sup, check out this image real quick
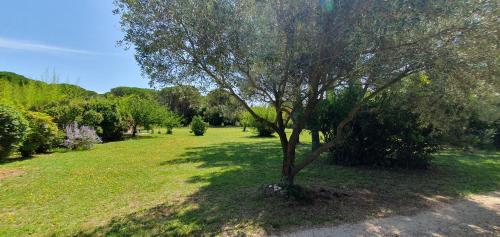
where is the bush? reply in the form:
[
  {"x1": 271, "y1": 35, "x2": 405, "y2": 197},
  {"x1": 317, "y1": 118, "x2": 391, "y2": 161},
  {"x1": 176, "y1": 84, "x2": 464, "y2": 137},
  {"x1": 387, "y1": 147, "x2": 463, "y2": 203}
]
[
  {"x1": 242, "y1": 107, "x2": 276, "y2": 137},
  {"x1": 19, "y1": 112, "x2": 59, "y2": 157},
  {"x1": 64, "y1": 122, "x2": 102, "y2": 150},
  {"x1": 190, "y1": 116, "x2": 208, "y2": 136},
  {"x1": 45, "y1": 99, "x2": 125, "y2": 142},
  {"x1": 0, "y1": 104, "x2": 29, "y2": 159},
  {"x1": 331, "y1": 108, "x2": 438, "y2": 169},
  {"x1": 315, "y1": 83, "x2": 438, "y2": 169},
  {"x1": 88, "y1": 99, "x2": 125, "y2": 141}
]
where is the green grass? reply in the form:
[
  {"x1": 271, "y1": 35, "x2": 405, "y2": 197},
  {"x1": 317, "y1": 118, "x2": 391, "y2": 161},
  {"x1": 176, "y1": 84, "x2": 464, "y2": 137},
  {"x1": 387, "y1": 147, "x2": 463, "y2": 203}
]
[{"x1": 0, "y1": 128, "x2": 498, "y2": 236}]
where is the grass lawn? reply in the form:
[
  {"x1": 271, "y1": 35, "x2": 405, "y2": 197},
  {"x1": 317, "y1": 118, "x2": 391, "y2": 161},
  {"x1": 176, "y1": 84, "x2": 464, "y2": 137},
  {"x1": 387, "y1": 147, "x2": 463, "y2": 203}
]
[{"x1": 0, "y1": 127, "x2": 499, "y2": 236}]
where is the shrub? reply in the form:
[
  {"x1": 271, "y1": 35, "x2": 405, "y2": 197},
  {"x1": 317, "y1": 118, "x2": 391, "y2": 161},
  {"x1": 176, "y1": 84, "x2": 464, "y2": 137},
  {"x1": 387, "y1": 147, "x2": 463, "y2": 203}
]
[
  {"x1": 330, "y1": 108, "x2": 439, "y2": 169},
  {"x1": 190, "y1": 116, "x2": 208, "y2": 136},
  {"x1": 64, "y1": 122, "x2": 102, "y2": 150},
  {"x1": 19, "y1": 112, "x2": 59, "y2": 157},
  {"x1": 313, "y1": 83, "x2": 438, "y2": 169},
  {"x1": 88, "y1": 99, "x2": 125, "y2": 141},
  {"x1": 0, "y1": 104, "x2": 29, "y2": 159},
  {"x1": 248, "y1": 107, "x2": 276, "y2": 137}
]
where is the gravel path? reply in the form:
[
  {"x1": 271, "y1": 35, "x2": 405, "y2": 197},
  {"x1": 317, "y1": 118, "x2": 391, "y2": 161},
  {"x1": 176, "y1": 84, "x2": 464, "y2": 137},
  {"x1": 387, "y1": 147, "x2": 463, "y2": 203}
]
[{"x1": 278, "y1": 192, "x2": 500, "y2": 237}]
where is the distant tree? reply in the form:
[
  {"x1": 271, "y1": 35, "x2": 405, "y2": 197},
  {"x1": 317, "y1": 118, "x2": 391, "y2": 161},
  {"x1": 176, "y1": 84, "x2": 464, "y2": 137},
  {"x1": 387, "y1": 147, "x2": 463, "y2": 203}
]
[
  {"x1": 203, "y1": 88, "x2": 242, "y2": 126},
  {"x1": 158, "y1": 85, "x2": 202, "y2": 125},
  {"x1": 156, "y1": 108, "x2": 182, "y2": 134},
  {"x1": 107, "y1": 86, "x2": 157, "y2": 99},
  {"x1": 238, "y1": 110, "x2": 253, "y2": 132},
  {"x1": 241, "y1": 107, "x2": 276, "y2": 137},
  {"x1": 116, "y1": 0, "x2": 497, "y2": 185},
  {"x1": 0, "y1": 72, "x2": 96, "y2": 110},
  {"x1": 119, "y1": 95, "x2": 175, "y2": 136}
]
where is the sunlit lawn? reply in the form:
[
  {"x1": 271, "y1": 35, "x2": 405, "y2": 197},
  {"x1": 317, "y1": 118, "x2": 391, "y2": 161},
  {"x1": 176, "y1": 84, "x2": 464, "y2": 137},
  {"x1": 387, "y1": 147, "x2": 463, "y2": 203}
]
[{"x1": 0, "y1": 127, "x2": 498, "y2": 236}]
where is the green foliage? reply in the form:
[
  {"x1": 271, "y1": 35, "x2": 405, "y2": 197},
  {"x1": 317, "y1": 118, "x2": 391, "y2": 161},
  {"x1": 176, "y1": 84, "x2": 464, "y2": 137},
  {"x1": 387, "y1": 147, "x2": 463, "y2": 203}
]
[
  {"x1": 331, "y1": 107, "x2": 439, "y2": 169},
  {"x1": 238, "y1": 110, "x2": 253, "y2": 132},
  {"x1": 0, "y1": 71, "x2": 96, "y2": 110},
  {"x1": 190, "y1": 116, "x2": 208, "y2": 136},
  {"x1": 19, "y1": 111, "x2": 60, "y2": 157},
  {"x1": 116, "y1": 0, "x2": 497, "y2": 181},
  {"x1": 315, "y1": 83, "x2": 439, "y2": 168},
  {"x1": 88, "y1": 99, "x2": 126, "y2": 141},
  {"x1": 120, "y1": 95, "x2": 175, "y2": 136},
  {"x1": 242, "y1": 107, "x2": 276, "y2": 137},
  {"x1": 106, "y1": 86, "x2": 157, "y2": 99},
  {"x1": 313, "y1": 82, "x2": 364, "y2": 142},
  {"x1": 45, "y1": 99, "x2": 125, "y2": 142},
  {"x1": 0, "y1": 104, "x2": 29, "y2": 159},
  {"x1": 158, "y1": 85, "x2": 202, "y2": 125},
  {"x1": 157, "y1": 109, "x2": 182, "y2": 134},
  {"x1": 202, "y1": 88, "x2": 242, "y2": 126}
]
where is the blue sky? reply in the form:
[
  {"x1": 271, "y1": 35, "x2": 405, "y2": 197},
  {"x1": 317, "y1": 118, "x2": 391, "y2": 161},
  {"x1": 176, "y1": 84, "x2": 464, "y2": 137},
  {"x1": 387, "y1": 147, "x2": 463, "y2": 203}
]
[{"x1": 0, "y1": 0, "x2": 149, "y2": 93}]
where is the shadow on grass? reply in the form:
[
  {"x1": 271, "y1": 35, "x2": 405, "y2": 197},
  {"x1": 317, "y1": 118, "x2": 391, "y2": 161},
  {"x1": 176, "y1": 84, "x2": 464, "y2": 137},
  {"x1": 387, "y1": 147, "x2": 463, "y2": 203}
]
[
  {"x1": 0, "y1": 156, "x2": 32, "y2": 165},
  {"x1": 78, "y1": 143, "x2": 499, "y2": 236}
]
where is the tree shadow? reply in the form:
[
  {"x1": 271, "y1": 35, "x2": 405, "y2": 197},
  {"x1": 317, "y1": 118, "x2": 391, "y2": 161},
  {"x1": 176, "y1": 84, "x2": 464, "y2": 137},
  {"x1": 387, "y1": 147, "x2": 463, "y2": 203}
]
[
  {"x1": 0, "y1": 156, "x2": 32, "y2": 165},
  {"x1": 78, "y1": 142, "x2": 499, "y2": 236}
]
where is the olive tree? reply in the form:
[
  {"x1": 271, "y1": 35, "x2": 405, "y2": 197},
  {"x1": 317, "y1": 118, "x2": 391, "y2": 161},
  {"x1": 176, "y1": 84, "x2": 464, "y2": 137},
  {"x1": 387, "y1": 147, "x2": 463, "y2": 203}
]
[{"x1": 115, "y1": 0, "x2": 497, "y2": 185}]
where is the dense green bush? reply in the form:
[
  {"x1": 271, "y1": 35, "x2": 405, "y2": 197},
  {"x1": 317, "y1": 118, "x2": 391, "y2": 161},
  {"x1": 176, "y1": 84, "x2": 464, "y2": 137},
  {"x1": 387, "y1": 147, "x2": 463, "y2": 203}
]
[
  {"x1": 88, "y1": 99, "x2": 125, "y2": 141},
  {"x1": 45, "y1": 99, "x2": 125, "y2": 141},
  {"x1": 202, "y1": 88, "x2": 242, "y2": 126},
  {"x1": 19, "y1": 112, "x2": 60, "y2": 157},
  {"x1": 314, "y1": 83, "x2": 439, "y2": 169},
  {"x1": 190, "y1": 116, "x2": 208, "y2": 136},
  {"x1": 0, "y1": 104, "x2": 29, "y2": 159},
  {"x1": 331, "y1": 107, "x2": 439, "y2": 169}
]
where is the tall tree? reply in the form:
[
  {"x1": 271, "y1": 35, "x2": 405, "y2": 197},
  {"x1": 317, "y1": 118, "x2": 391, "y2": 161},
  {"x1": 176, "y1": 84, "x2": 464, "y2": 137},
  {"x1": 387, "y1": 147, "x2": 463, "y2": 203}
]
[
  {"x1": 116, "y1": 0, "x2": 497, "y2": 185},
  {"x1": 158, "y1": 85, "x2": 202, "y2": 125},
  {"x1": 203, "y1": 88, "x2": 242, "y2": 126}
]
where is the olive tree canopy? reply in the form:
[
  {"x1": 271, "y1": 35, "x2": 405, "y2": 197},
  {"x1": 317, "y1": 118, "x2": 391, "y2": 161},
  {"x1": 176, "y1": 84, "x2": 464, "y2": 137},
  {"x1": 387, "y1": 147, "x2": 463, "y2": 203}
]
[{"x1": 115, "y1": 0, "x2": 498, "y2": 184}]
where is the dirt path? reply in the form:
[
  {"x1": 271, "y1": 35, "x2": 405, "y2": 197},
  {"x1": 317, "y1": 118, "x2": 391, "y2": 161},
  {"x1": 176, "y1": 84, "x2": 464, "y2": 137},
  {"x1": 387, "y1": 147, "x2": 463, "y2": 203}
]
[{"x1": 277, "y1": 192, "x2": 500, "y2": 237}]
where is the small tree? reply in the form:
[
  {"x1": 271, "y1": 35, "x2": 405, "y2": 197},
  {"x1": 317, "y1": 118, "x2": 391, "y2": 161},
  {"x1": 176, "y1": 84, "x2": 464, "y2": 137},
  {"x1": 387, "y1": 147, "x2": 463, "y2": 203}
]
[
  {"x1": 158, "y1": 85, "x2": 202, "y2": 125},
  {"x1": 239, "y1": 110, "x2": 253, "y2": 132},
  {"x1": 119, "y1": 95, "x2": 161, "y2": 136},
  {"x1": 157, "y1": 109, "x2": 182, "y2": 134},
  {"x1": 203, "y1": 88, "x2": 242, "y2": 126},
  {"x1": 190, "y1": 116, "x2": 208, "y2": 136}
]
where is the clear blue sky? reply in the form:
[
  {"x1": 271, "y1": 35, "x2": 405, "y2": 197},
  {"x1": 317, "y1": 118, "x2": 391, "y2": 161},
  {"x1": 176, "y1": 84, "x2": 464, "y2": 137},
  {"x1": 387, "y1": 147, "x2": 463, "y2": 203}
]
[{"x1": 0, "y1": 0, "x2": 149, "y2": 93}]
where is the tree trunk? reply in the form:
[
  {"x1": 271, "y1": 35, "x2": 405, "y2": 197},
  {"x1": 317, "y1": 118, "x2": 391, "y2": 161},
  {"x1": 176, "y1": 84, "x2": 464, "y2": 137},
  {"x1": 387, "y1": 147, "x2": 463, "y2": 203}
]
[
  {"x1": 132, "y1": 125, "x2": 138, "y2": 137},
  {"x1": 281, "y1": 152, "x2": 296, "y2": 186},
  {"x1": 311, "y1": 128, "x2": 320, "y2": 151},
  {"x1": 276, "y1": 128, "x2": 296, "y2": 186}
]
